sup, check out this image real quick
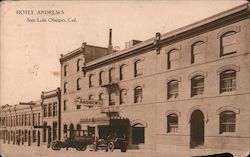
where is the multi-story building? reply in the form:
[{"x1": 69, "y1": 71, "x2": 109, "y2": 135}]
[
  {"x1": 41, "y1": 88, "x2": 61, "y2": 147},
  {"x1": 0, "y1": 88, "x2": 61, "y2": 148},
  {"x1": 0, "y1": 101, "x2": 42, "y2": 147},
  {"x1": 59, "y1": 3, "x2": 250, "y2": 155}
]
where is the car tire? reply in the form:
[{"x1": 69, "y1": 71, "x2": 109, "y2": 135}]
[
  {"x1": 108, "y1": 142, "x2": 114, "y2": 152},
  {"x1": 120, "y1": 145, "x2": 127, "y2": 152},
  {"x1": 52, "y1": 141, "x2": 61, "y2": 151}
]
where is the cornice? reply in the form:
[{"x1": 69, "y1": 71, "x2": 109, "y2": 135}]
[{"x1": 83, "y1": 3, "x2": 249, "y2": 72}]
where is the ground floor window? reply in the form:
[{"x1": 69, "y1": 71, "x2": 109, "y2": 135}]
[
  {"x1": 132, "y1": 124, "x2": 145, "y2": 144},
  {"x1": 220, "y1": 111, "x2": 236, "y2": 133}
]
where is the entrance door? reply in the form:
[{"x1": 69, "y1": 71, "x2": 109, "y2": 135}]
[
  {"x1": 190, "y1": 110, "x2": 204, "y2": 148},
  {"x1": 132, "y1": 124, "x2": 145, "y2": 144}
]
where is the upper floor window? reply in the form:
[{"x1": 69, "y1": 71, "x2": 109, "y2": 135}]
[
  {"x1": 167, "y1": 80, "x2": 178, "y2": 99},
  {"x1": 53, "y1": 102, "x2": 57, "y2": 116},
  {"x1": 191, "y1": 41, "x2": 205, "y2": 64},
  {"x1": 109, "y1": 68, "x2": 115, "y2": 83},
  {"x1": 99, "y1": 93, "x2": 105, "y2": 106},
  {"x1": 134, "y1": 60, "x2": 143, "y2": 77},
  {"x1": 119, "y1": 64, "x2": 126, "y2": 80},
  {"x1": 89, "y1": 74, "x2": 94, "y2": 88},
  {"x1": 220, "y1": 31, "x2": 237, "y2": 56},
  {"x1": 43, "y1": 104, "x2": 47, "y2": 117},
  {"x1": 48, "y1": 103, "x2": 52, "y2": 117},
  {"x1": 120, "y1": 89, "x2": 127, "y2": 105},
  {"x1": 220, "y1": 111, "x2": 236, "y2": 133},
  {"x1": 99, "y1": 71, "x2": 105, "y2": 86},
  {"x1": 76, "y1": 97, "x2": 81, "y2": 110},
  {"x1": 63, "y1": 100, "x2": 67, "y2": 111},
  {"x1": 64, "y1": 65, "x2": 67, "y2": 76},
  {"x1": 167, "y1": 114, "x2": 178, "y2": 133},
  {"x1": 134, "y1": 86, "x2": 142, "y2": 103},
  {"x1": 77, "y1": 59, "x2": 81, "y2": 72},
  {"x1": 89, "y1": 95, "x2": 94, "y2": 100},
  {"x1": 220, "y1": 70, "x2": 236, "y2": 93},
  {"x1": 167, "y1": 49, "x2": 179, "y2": 69},
  {"x1": 191, "y1": 75, "x2": 204, "y2": 97},
  {"x1": 109, "y1": 92, "x2": 116, "y2": 106},
  {"x1": 77, "y1": 78, "x2": 81, "y2": 90},
  {"x1": 64, "y1": 82, "x2": 67, "y2": 93}
]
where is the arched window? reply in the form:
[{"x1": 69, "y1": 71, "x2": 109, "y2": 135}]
[
  {"x1": 119, "y1": 64, "x2": 126, "y2": 80},
  {"x1": 77, "y1": 59, "x2": 81, "y2": 72},
  {"x1": 167, "y1": 49, "x2": 179, "y2": 69},
  {"x1": 220, "y1": 111, "x2": 236, "y2": 133},
  {"x1": 99, "y1": 71, "x2": 105, "y2": 85},
  {"x1": 89, "y1": 74, "x2": 94, "y2": 88},
  {"x1": 63, "y1": 100, "x2": 67, "y2": 111},
  {"x1": 220, "y1": 31, "x2": 237, "y2": 56},
  {"x1": 134, "y1": 86, "x2": 142, "y2": 103},
  {"x1": 64, "y1": 65, "x2": 67, "y2": 76},
  {"x1": 109, "y1": 68, "x2": 115, "y2": 83},
  {"x1": 109, "y1": 92, "x2": 116, "y2": 106},
  {"x1": 63, "y1": 124, "x2": 67, "y2": 134},
  {"x1": 191, "y1": 41, "x2": 205, "y2": 64},
  {"x1": 119, "y1": 89, "x2": 127, "y2": 105},
  {"x1": 99, "y1": 93, "x2": 105, "y2": 106},
  {"x1": 134, "y1": 60, "x2": 143, "y2": 77},
  {"x1": 167, "y1": 114, "x2": 178, "y2": 133},
  {"x1": 191, "y1": 75, "x2": 204, "y2": 97},
  {"x1": 132, "y1": 123, "x2": 145, "y2": 144},
  {"x1": 167, "y1": 80, "x2": 178, "y2": 99},
  {"x1": 220, "y1": 70, "x2": 236, "y2": 93},
  {"x1": 77, "y1": 78, "x2": 81, "y2": 90}
]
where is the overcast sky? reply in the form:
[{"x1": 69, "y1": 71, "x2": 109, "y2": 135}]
[{"x1": 0, "y1": 0, "x2": 247, "y2": 105}]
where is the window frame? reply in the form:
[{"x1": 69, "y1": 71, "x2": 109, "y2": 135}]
[
  {"x1": 220, "y1": 31, "x2": 237, "y2": 57},
  {"x1": 77, "y1": 78, "x2": 81, "y2": 90},
  {"x1": 89, "y1": 74, "x2": 94, "y2": 88},
  {"x1": 134, "y1": 60, "x2": 143, "y2": 77},
  {"x1": 191, "y1": 41, "x2": 205, "y2": 64},
  {"x1": 191, "y1": 75, "x2": 204, "y2": 97},
  {"x1": 77, "y1": 59, "x2": 81, "y2": 72},
  {"x1": 134, "y1": 86, "x2": 142, "y2": 103},
  {"x1": 167, "y1": 80, "x2": 178, "y2": 99},
  {"x1": 220, "y1": 70, "x2": 236, "y2": 94},
  {"x1": 167, "y1": 114, "x2": 178, "y2": 133},
  {"x1": 219, "y1": 111, "x2": 236, "y2": 134}
]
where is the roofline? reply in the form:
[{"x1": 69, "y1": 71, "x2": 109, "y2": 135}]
[{"x1": 83, "y1": 3, "x2": 250, "y2": 71}]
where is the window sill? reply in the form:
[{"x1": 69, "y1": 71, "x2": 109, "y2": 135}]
[
  {"x1": 191, "y1": 94, "x2": 204, "y2": 99},
  {"x1": 219, "y1": 132, "x2": 236, "y2": 137},
  {"x1": 220, "y1": 91, "x2": 236, "y2": 96}
]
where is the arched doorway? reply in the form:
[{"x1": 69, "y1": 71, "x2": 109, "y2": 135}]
[
  {"x1": 28, "y1": 131, "x2": 31, "y2": 146},
  {"x1": 132, "y1": 123, "x2": 145, "y2": 145},
  {"x1": 37, "y1": 131, "x2": 40, "y2": 146},
  {"x1": 190, "y1": 110, "x2": 204, "y2": 148},
  {"x1": 69, "y1": 124, "x2": 74, "y2": 139}
]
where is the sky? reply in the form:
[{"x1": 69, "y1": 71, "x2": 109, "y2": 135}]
[{"x1": 0, "y1": 0, "x2": 247, "y2": 105}]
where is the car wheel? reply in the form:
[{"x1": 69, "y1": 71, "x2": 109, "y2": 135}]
[
  {"x1": 79, "y1": 146, "x2": 87, "y2": 151},
  {"x1": 120, "y1": 145, "x2": 127, "y2": 152},
  {"x1": 108, "y1": 142, "x2": 114, "y2": 152},
  {"x1": 52, "y1": 142, "x2": 61, "y2": 151}
]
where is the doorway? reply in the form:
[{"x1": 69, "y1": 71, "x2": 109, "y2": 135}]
[{"x1": 190, "y1": 110, "x2": 204, "y2": 148}]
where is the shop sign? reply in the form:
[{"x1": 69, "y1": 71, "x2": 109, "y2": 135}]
[{"x1": 75, "y1": 98, "x2": 103, "y2": 107}]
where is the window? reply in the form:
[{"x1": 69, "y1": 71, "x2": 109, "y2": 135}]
[
  {"x1": 63, "y1": 82, "x2": 67, "y2": 94},
  {"x1": 167, "y1": 80, "x2": 178, "y2": 99},
  {"x1": 99, "y1": 93, "x2": 104, "y2": 106},
  {"x1": 191, "y1": 75, "x2": 204, "y2": 97},
  {"x1": 220, "y1": 31, "x2": 237, "y2": 56},
  {"x1": 109, "y1": 92, "x2": 116, "y2": 106},
  {"x1": 191, "y1": 41, "x2": 205, "y2": 64},
  {"x1": 63, "y1": 124, "x2": 67, "y2": 134},
  {"x1": 99, "y1": 71, "x2": 105, "y2": 85},
  {"x1": 48, "y1": 103, "x2": 52, "y2": 117},
  {"x1": 53, "y1": 102, "x2": 57, "y2": 116},
  {"x1": 64, "y1": 65, "x2": 67, "y2": 76},
  {"x1": 220, "y1": 70, "x2": 236, "y2": 93},
  {"x1": 134, "y1": 60, "x2": 143, "y2": 77},
  {"x1": 132, "y1": 124, "x2": 145, "y2": 144},
  {"x1": 53, "y1": 122, "x2": 57, "y2": 141},
  {"x1": 33, "y1": 113, "x2": 37, "y2": 126},
  {"x1": 77, "y1": 59, "x2": 81, "y2": 72},
  {"x1": 89, "y1": 74, "x2": 94, "y2": 88},
  {"x1": 43, "y1": 104, "x2": 47, "y2": 117},
  {"x1": 77, "y1": 78, "x2": 81, "y2": 90},
  {"x1": 167, "y1": 114, "x2": 178, "y2": 133},
  {"x1": 134, "y1": 86, "x2": 142, "y2": 103},
  {"x1": 220, "y1": 111, "x2": 236, "y2": 133},
  {"x1": 120, "y1": 89, "x2": 127, "y2": 105},
  {"x1": 33, "y1": 130, "x2": 36, "y2": 143},
  {"x1": 167, "y1": 49, "x2": 179, "y2": 69},
  {"x1": 109, "y1": 68, "x2": 115, "y2": 83},
  {"x1": 38, "y1": 113, "x2": 40, "y2": 125},
  {"x1": 63, "y1": 100, "x2": 67, "y2": 111},
  {"x1": 119, "y1": 64, "x2": 126, "y2": 80},
  {"x1": 76, "y1": 97, "x2": 81, "y2": 110}
]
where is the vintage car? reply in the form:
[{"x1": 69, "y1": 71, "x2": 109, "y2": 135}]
[
  {"x1": 51, "y1": 130, "x2": 93, "y2": 151},
  {"x1": 93, "y1": 136, "x2": 128, "y2": 152}
]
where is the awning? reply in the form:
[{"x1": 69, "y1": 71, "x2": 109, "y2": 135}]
[{"x1": 79, "y1": 109, "x2": 129, "y2": 126}]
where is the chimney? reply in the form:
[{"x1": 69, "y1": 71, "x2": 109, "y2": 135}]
[{"x1": 108, "y1": 28, "x2": 113, "y2": 51}]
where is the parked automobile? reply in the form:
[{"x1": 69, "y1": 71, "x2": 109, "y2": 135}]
[
  {"x1": 51, "y1": 130, "x2": 93, "y2": 151},
  {"x1": 93, "y1": 136, "x2": 128, "y2": 152}
]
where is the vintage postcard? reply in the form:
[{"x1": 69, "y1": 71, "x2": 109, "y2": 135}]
[{"x1": 0, "y1": 1, "x2": 249, "y2": 157}]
